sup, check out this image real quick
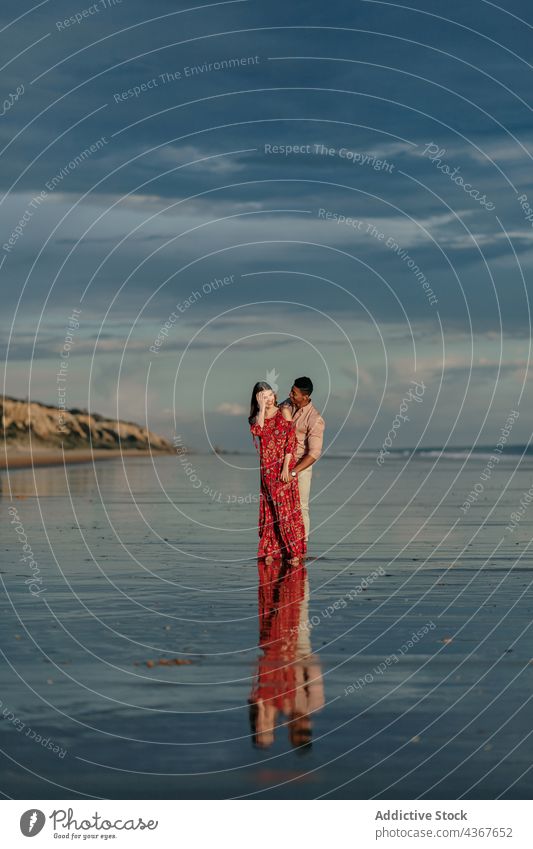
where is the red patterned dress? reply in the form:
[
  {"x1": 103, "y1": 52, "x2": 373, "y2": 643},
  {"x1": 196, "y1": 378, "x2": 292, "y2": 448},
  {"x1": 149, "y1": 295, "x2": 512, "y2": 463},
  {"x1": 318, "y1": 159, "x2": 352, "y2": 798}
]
[
  {"x1": 250, "y1": 409, "x2": 307, "y2": 560},
  {"x1": 249, "y1": 559, "x2": 307, "y2": 711}
]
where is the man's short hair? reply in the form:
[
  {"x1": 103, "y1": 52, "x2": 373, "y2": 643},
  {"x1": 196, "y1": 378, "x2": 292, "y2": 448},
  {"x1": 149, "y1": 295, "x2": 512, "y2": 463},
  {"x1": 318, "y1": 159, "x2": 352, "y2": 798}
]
[{"x1": 294, "y1": 376, "x2": 313, "y2": 395}]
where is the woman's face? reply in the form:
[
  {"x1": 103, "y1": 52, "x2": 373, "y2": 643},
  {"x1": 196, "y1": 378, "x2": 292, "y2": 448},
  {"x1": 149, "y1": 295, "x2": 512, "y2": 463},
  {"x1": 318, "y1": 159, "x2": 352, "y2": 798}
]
[{"x1": 258, "y1": 388, "x2": 275, "y2": 407}]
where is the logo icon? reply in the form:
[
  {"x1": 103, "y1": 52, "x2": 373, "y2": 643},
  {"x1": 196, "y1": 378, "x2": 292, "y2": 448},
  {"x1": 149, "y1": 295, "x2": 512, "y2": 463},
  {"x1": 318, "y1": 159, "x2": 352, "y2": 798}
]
[
  {"x1": 20, "y1": 809, "x2": 45, "y2": 837},
  {"x1": 265, "y1": 368, "x2": 279, "y2": 392}
]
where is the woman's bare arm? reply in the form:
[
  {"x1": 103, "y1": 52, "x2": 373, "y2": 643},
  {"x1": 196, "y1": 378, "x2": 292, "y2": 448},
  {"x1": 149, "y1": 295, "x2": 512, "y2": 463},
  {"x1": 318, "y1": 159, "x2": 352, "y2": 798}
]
[{"x1": 281, "y1": 405, "x2": 293, "y2": 421}]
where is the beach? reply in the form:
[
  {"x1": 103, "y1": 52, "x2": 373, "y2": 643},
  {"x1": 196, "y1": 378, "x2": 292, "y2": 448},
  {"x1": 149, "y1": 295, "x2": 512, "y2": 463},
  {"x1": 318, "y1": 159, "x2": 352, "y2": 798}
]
[
  {"x1": 0, "y1": 449, "x2": 172, "y2": 470},
  {"x1": 2, "y1": 451, "x2": 533, "y2": 799}
]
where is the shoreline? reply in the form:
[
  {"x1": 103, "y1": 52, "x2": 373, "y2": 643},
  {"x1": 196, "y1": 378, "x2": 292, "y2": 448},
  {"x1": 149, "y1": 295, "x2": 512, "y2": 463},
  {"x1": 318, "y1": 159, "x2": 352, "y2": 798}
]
[{"x1": 0, "y1": 449, "x2": 173, "y2": 470}]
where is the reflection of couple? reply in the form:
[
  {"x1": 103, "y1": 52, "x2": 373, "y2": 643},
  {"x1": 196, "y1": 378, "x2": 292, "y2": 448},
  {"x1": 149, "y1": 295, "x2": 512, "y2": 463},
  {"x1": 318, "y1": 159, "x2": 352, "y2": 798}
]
[
  {"x1": 248, "y1": 559, "x2": 324, "y2": 749},
  {"x1": 248, "y1": 377, "x2": 325, "y2": 565}
]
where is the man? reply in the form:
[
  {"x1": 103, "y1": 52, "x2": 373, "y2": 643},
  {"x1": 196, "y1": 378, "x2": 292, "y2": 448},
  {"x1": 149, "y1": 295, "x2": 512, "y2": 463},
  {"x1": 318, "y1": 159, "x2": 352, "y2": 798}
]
[{"x1": 280, "y1": 376, "x2": 325, "y2": 542}]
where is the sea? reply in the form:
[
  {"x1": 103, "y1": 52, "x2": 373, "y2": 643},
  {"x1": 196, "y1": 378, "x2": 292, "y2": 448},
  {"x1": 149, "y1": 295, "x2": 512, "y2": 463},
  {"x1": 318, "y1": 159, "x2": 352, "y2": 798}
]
[{"x1": 2, "y1": 448, "x2": 533, "y2": 799}]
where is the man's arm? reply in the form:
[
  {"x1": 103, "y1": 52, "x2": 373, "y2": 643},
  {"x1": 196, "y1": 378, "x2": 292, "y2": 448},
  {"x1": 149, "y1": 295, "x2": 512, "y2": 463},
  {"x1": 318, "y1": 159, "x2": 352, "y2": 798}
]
[
  {"x1": 293, "y1": 412, "x2": 325, "y2": 474},
  {"x1": 292, "y1": 453, "x2": 317, "y2": 474}
]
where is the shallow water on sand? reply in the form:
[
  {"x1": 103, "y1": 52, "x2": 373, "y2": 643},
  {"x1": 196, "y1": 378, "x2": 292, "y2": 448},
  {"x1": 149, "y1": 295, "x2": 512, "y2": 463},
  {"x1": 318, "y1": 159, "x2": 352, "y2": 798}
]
[{"x1": 2, "y1": 453, "x2": 533, "y2": 799}]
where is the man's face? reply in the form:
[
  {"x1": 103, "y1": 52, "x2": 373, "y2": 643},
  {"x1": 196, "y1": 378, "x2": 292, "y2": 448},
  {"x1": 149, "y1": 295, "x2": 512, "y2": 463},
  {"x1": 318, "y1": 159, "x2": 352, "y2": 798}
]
[{"x1": 290, "y1": 385, "x2": 309, "y2": 407}]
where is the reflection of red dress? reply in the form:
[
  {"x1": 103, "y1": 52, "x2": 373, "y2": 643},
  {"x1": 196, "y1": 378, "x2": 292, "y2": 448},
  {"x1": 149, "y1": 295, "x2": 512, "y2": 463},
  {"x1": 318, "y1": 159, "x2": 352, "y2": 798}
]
[
  {"x1": 250, "y1": 560, "x2": 307, "y2": 710},
  {"x1": 250, "y1": 410, "x2": 306, "y2": 560},
  {"x1": 248, "y1": 560, "x2": 325, "y2": 749}
]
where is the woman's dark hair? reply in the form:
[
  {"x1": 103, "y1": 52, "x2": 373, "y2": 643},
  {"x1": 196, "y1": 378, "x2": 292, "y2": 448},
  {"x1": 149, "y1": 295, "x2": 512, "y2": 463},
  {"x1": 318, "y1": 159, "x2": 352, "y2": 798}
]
[
  {"x1": 248, "y1": 700, "x2": 261, "y2": 747},
  {"x1": 248, "y1": 381, "x2": 274, "y2": 424}
]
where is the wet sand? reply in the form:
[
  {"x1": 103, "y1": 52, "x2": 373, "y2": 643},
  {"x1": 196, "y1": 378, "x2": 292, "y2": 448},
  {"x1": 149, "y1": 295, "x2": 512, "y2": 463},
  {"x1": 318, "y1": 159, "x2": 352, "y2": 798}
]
[
  {"x1": 2, "y1": 453, "x2": 533, "y2": 799},
  {"x1": 0, "y1": 448, "x2": 172, "y2": 470}
]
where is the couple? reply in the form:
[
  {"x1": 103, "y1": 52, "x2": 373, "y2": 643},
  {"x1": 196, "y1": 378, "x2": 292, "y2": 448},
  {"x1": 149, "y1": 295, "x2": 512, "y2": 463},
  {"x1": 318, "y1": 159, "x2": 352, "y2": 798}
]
[{"x1": 249, "y1": 376, "x2": 325, "y2": 565}]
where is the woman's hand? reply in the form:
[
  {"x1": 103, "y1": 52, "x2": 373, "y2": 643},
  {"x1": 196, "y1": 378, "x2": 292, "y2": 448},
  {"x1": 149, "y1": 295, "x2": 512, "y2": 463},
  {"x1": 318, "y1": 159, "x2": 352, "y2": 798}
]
[
  {"x1": 257, "y1": 390, "x2": 268, "y2": 410},
  {"x1": 280, "y1": 463, "x2": 291, "y2": 483}
]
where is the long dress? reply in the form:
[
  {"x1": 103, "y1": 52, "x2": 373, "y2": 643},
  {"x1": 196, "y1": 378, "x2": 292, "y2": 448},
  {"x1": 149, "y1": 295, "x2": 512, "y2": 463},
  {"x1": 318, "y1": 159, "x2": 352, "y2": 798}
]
[
  {"x1": 249, "y1": 559, "x2": 307, "y2": 714},
  {"x1": 248, "y1": 560, "x2": 325, "y2": 748},
  {"x1": 250, "y1": 409, "x2": 307, "y2": 560}
]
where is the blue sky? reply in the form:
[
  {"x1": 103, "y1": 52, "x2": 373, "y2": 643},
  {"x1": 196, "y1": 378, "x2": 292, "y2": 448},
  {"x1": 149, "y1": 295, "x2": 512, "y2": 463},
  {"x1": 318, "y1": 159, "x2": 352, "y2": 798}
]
[{"x1": 1, "y1": 0, "x2": 532, "y2": 452}]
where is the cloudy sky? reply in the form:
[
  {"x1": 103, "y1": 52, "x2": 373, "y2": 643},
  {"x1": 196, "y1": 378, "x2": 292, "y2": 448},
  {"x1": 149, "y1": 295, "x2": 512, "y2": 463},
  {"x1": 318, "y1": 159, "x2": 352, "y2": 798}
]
[{"x1": 1, "y1": 0, "x2": 532, "y2": 452}]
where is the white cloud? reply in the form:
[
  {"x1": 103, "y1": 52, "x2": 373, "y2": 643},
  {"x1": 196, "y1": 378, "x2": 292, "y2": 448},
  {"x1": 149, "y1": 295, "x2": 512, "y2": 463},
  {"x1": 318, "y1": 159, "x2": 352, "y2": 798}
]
[
  {"x1": 156, "y1": 144, "x2": 249, "y2": 175},
  {"x1": 215, "y1": 402, "x2": 247, "y2": 415}
]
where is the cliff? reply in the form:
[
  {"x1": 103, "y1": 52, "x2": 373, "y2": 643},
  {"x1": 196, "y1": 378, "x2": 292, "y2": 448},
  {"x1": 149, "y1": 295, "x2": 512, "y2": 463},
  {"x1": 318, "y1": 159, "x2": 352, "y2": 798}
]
[{"x1": 1, "y1": 396, "x2": 172, "y2": 452}]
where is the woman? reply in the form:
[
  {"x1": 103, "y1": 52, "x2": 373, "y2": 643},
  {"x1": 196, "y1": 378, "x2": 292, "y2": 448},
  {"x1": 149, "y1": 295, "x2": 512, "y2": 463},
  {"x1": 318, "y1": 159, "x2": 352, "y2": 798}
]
[{"x1": 249, "y1": 381, "x2": 306, "y2": 564}]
